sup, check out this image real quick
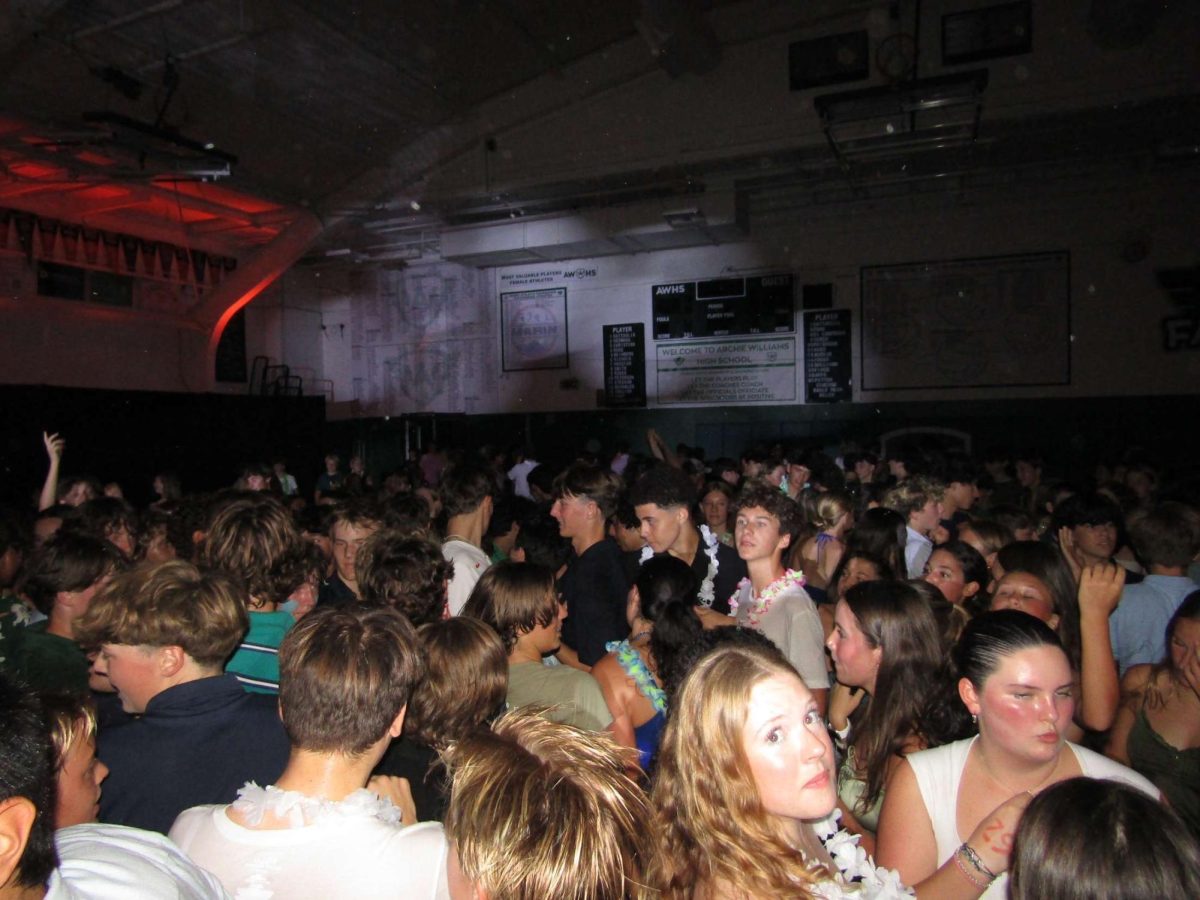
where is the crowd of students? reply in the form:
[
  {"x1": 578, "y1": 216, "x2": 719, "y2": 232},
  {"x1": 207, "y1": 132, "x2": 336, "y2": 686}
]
[{"x1": 1, "y1": 429, "x2": 1199, "y2": 898}]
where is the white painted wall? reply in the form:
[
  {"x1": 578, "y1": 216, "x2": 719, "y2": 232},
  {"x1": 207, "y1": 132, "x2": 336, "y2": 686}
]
[{"x1": 306, "y1": 161, "x2": 1200, "y2": 415}]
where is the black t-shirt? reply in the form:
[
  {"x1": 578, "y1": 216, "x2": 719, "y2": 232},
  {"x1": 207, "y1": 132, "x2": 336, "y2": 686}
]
[
  {"x1": 374, "y1": 737, "x2": 448, "y2": 824},
  {"x1": 317, "y1": 572, "x2": 357, "y2": 608},
  {"x1": 642, "y1": 528, "x2": 747, "y2": 616},
  {"x1": 558, "y1": 537, "x2": 631, "y2": 666}
]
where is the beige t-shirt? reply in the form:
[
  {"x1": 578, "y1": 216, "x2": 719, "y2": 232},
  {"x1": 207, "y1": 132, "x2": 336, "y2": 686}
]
[{"x1": 733, "y1": 580, "x2": 830, "y2": 690}]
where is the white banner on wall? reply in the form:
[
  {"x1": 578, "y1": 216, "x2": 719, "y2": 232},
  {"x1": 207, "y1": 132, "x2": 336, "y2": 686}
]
[
  {"x1": 352, "y1": 263, "x2": 496, "y2": 415},
  {"x1": 656, "y1": 336, "x2": 797, "y2": 405},
  {"x1": 500, "y1": 287, "x2": 569, "y2": 371}
]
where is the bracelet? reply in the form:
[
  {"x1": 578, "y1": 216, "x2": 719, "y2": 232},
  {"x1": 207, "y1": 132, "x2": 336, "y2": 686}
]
[
  {"x1": 953, "y1": 850, "x2": 991, "y2": 890},
  {"x1": 958, "y1": 843, "x2": 998, "y2": 880}
]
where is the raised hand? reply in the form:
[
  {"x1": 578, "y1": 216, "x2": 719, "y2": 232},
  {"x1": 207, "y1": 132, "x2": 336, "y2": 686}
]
[
  {"x1": 1077, "y1": 562, "x2": 1124, "y2": 620},
  {"x1": 43, "y1": 431, "x2": 65, "y2": 465},
  {"x1": 1057, "y1": 526, "x2": 1084, "y2": 582}
]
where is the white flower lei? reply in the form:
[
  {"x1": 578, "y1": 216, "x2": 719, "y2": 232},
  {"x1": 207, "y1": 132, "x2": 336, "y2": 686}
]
[
  {"x1": 231, "y1": 782, "x2": 403, "y2": 829},
  {"x1": 809, "y1": 809, "x2": 913, "y2": 899},
  {"x1": 728, "y1": 569, "x2": 806, "y2": 626},
  {"x1": 640, "y1": 524, "x2": 721, "y2": 607}
]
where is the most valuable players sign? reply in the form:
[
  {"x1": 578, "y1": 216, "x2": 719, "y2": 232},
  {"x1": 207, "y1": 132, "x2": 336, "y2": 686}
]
[{"x1": 656, "y1": 337, "x2": 797, "y2": 405}]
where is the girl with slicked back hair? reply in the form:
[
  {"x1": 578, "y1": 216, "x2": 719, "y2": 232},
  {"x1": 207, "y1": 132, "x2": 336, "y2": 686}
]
[
  {"x1": 876, "y1": 611, "x2": 1158, "y2": 898},
  {"x1": 591, "y1": 555, "x2": 700, "y2": 768}
]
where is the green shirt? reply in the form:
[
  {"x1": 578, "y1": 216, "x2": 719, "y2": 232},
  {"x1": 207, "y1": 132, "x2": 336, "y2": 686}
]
[
  {"x1": 507, "y1": 661, "x2": 613, "y2": 732},
  {"x1": 2, "y1": 619, "x2": 90, "y2": 694},
  {"x1": 226, "y1": 609, "x2": 294, "y2": 694}
]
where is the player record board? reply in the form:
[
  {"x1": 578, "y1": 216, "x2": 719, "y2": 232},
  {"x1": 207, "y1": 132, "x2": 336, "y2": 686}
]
[
  {"x1": 602, "y1": 323, "x2": 647, "y2": 407},
  {"x1": 651, "y1": 274, "x2": 795, "y2": 341}
]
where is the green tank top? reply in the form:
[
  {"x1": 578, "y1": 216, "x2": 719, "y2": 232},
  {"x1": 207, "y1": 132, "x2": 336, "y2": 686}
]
[{"x1": 1127, "y1": 709, "x2": 1200, "y2": 838}]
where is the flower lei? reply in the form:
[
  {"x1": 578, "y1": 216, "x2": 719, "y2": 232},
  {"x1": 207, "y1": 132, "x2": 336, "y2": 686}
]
[
  {"x1": 639, "y1": 524, "x2": 721, "y2": 608},
  {"x1": 606, "y1": 640, "x2": 667, "y2": 714},
  {"x1": 809, "y1": 809, "x2": 913, "y2": 898},
  {"x1": 729, "y1": 569, "x2": 805, "y2": 627},
  {"x1": 232, "y1": 782, "x2": 403, "y2": 828}
]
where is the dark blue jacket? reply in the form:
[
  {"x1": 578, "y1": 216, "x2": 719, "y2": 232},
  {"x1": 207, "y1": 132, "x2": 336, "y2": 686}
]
[{"x1": 97, "y1": 673, "x2": 289, "y2": 834}]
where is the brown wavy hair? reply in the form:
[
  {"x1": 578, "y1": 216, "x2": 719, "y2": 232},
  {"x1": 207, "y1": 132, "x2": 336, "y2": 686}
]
[
  {"x1": 404, "y1": 617, "x2": 507, "y2": 749},
  {"x1": 200, "y1": 495, "x2": 308, "y2": 607},
  {"x1": 356, "y1": 530, "x2": 452, "y2": 625},
  {"x1": 649, "y1": 642, "x2": 834, "y2": 898},
  {"x1": 460, "y1": 561, "x2": 557, "y2": 654},
  {"x1": 75, "y1": 560, "x2": 247, "y2": 667}
]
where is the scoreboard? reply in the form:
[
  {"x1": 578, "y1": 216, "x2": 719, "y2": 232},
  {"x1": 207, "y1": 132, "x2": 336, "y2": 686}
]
[{"x1": 651, "y1": 274, "x2": 795, "y2": 341}]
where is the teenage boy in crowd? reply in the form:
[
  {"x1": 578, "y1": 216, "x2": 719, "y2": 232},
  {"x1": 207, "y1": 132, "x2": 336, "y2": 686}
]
[
  {"x1": 629, "y1": 466, "x2": 746, "y2": 615},
  {"x1": 201, "y1": 495, "x2": 309, "y2": 693},
  {"x1": 314, "y1": 453, "x2": 344, "y2": 503},
  {"x1": 882, "y1": 476, "x2": 945, "y2": 578},
  {"x1": 317, "y1": 498, "x2": 385, "y2": 608},
  {"x1": 77, "y1": 560, "x2": 289, "y2": 834},
  {"x1": 463, "y1": 562, "x2": 611, "y2": 732},
  {"x1": 170, "y1": 605, "x2": 448, "y2": 899},
  {"x1": 937, "y1": 457, "x2": 981, "y2": 539},
  {"x1": 0, "y1": 674, "x2": 228, "y2": 900},
  {"x1": 728, "y1": 482, "x2": 829, "y2": 714},
  {"x1": 3, "y1": 532, "x2": 122, "y2": 694},
  {"x1": 1109, "y1": 501, "x2": 1200, "y2": 674},
  {"x1": 1054, "y1": 491, "x2": 1135, "y2": 579},
  {"x1": 440, "y1": 466, "x2": 494, "y2": 615},
  {"x1": 550, "y1": 463, "x2": 629, "y2": 666}
]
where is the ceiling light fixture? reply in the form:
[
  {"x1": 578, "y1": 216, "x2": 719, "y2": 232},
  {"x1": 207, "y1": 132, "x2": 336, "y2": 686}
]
[{"x1": 815, "y1": 69, "x2": 989, "y2": 165}]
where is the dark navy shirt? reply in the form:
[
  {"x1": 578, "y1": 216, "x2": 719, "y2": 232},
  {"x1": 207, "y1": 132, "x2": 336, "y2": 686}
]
[{"x1": 97, "y1": 673, "x2": 289, "y2": 834}]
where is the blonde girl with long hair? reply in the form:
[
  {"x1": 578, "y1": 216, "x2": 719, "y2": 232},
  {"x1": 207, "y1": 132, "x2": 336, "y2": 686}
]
[
  {"x1": 649, "y1": 640, "x2": 907, "y2": 899},
  {"x1": 792, "y1": 491, "x2": 854, "y2": 598}
]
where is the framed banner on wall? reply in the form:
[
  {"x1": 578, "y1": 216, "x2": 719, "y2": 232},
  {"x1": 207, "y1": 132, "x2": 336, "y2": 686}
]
[{"x1": 501, "y1": 287, "x2": 569, "y2": 371}]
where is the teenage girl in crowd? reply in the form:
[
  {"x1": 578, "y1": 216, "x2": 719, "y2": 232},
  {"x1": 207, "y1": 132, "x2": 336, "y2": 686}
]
[
  {"x1": 592, "y1": 555, "x2": 701, "y2": 769},
  {"x1": 650, "y1": 641, "x2": 907, "y2": 899},
  {"x1": 876, "y1": 611, "x2": 1157, "y2": 898},
  {"x1": 826, "y1": 581, "x2": 968, "y2": 853},
  {"x1": 792, "y1": 490, "x2": 854, "y2": 604},
  {"x1": 1106, "y1": 591, "x2": 1200, "y2": 838}
]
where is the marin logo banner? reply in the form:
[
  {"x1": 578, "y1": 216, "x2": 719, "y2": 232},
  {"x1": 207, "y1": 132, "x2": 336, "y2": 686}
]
[{"x1": 501, "y1": 288, "x2": 569, "y2": 371}]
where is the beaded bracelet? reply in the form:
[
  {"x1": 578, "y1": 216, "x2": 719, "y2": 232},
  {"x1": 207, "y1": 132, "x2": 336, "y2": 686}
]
[
  {"x1": 953, "y1": 851, "x2": 991, "y2": 890},
  {"x1": 958, "y1": 842, "x2": 999, "y2": 880}
]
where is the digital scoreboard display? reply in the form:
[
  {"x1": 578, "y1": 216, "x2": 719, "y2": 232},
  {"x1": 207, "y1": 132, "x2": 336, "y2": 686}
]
[{"x1": 651, "y1": 274, "x2": 795, "y2": 341}]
